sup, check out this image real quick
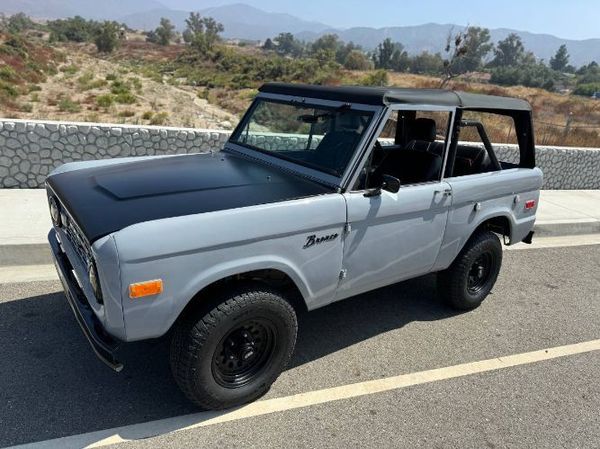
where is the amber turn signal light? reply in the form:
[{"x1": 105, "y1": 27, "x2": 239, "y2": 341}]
[{"x1": 129, "y1": 279, "x2": 163, "y2": 299}]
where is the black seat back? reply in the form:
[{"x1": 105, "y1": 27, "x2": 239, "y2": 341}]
[
  {"x1": 406, "y1": 118, "x2": 437, "y2": 152},
  {"x1": 373, "y1": 150, "x2": 442, "y2": 186}
]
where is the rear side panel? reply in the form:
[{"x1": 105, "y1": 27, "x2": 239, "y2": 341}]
[{"x1": 433, "y1": 167, "x2": 543, "y2": 271}]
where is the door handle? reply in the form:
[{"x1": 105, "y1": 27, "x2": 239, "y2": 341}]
[{"x1": 434, "y1": 188, "x2": 452, "y2": 197}]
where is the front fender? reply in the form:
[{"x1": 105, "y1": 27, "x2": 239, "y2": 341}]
[{"x1": 113, "y1": 194, "x2": 347, "y2": 341}]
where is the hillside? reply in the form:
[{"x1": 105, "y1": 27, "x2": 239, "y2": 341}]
[
  {"x1": 0, "y1": 0, "x2": 166, "y2": 20},
  {"x1": 0, "y1": 37, "x2": 237, "y2": 129},
  {"x1": 0, "y1": 32, "x2": 598, "y2": 148}
]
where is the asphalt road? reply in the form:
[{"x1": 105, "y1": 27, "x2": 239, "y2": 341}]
[{"x1": 0, "y1": 244, "x2": 599, "y2": 448}]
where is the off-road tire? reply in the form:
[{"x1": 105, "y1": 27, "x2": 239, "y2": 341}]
[
  {"x1": 170, "y1": 283, "x2": 298, "y2": 410},
  {"x1": 438, "y1": 230, "x2": 502, "y2": 310}
]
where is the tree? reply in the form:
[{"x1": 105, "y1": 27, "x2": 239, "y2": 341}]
[
  {"x1": 439, "y1": 28, "x2": 470, "y2": 87},
  {"x1": 150, "y1": 18, "x2": 175, "y2": 46},
  {"x1": 263, "y1": 38, "x2": 275, "y2": 51},
  {"x1": 48, "y1": 16, "x2": 98, "y2": 43},
  {"x1": 411, "y1": 51, "x2": 444, "y2": 74},
  {"x1": 550, "y1": 44, "x2": 569, "y2": 72},
  {"x1": 273, "y1": 32, "x2": 303, "y2": 57},
  {"x1": 490, "y1": 63, "x2": 558, "y2": 90},
  {"x1": 390, "y1": 44, "x2": 409, "y2": 72},
  {"x1": 489, "y1": 33, "x2": 525, "y2": 67},
  {"x1": 343, "y1": 50, "x2": 372, "y2": 70},
  {"x1": 6, "y1": 13, "x2": 36, "y2": 33},
  {"x1": 184, "y1": 12, "x2": 224, "y2": 53},
  {"x1": 450, "y1": 27, "x2": 493, "y2": 74},
  {"x1": 373, "y1": 38, "x2": 396, "y2": 69},
  {"x1": 310, "y1": 34, "x2": 339, "y2": 62},
  {"x1": 94, "y1": 21, "x2": 119, "y2": 53},
  {"x1": 336, "y1": 41, "x2": 359, "y2": 65}
]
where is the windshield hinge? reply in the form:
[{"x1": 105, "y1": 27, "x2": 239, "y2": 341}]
[
  {"x1": 344, "y1": 223, "x2": 352, "y2": 234},
  {"x1": 339, "y1": 269, "x2": 348, "y2": 280}
]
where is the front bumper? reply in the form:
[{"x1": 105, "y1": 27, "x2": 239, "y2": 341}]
[{"x1": 49, "y1": 229, "x2": 123, "y2": 372}]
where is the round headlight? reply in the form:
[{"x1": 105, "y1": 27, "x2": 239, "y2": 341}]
[
  {"x1": 49, "y1": 196, "x2": 61, "y2": 227},
  {"x1": 60, "y1": 210, "x2": 69, "y2": 228},
  {"x1": 88, "y1": 262, "x2": 103, "y2": 304}
]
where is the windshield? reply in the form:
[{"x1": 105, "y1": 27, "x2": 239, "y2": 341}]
[{"x1": 230, "y1": 99, "x2": 374, "y2": 177}]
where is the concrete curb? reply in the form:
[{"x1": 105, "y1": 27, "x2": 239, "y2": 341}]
[
  {"x1": 0, "y1": 243, "x2": 53, "y2": 267},
  {"x1": 534, "y1": 219, "x2": 600, "y2": 237},
  {"x1": 1, "y1": 220, "x2": 597, "y2": 267}
]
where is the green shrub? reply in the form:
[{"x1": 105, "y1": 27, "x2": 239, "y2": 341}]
[
  {"x1": 573, "y1": 82, "x2": 600, "y2": 97},
  {"x1": 60, "y1": 64, "x2": 79, "y2": 75},
  {"x1": 118, "y1": 110, "x2": 135, "y2": 118},
  {"x1": 149, "y1": 112, "x2": 168, "y2": 125},
  {"x1": 130, "y1": 77, "x2": 143, "y2": 92},
  {"x1": 361, "y1": 69, "x2": 389, "y2": 86},
  {"x1": 20, "y1": 103, "x2": 33, "y2": 112},
  {"x1": 105, "y1": 73, "x2": 118, "y2": 81},
  {"x1": 58, "y1": 97, "x2": 82, "y2": 112},
  {"x1": 490, "y1": 64, "x2": 559, "y2": 91},
  {"x1": 30, "y1": 92, "x2": 40, "y2": 102},
  {"x1": 0, "y1": 81, "x2": 19, "y2": 97},
  {"x1": 114, "y1": 92, "x2": 136, "y2": 104},
  {"x1": 96, "y1": 94, "x2": 115, "y2": 108},
  {"x1": 0, "y1": 66, "x2": 18, "y2": 81},
  {"x1": 141, "y1": 111, "x2": 153, "y2": 120},
  {"x1": 28, "y1": 84, "x2": 42, "y2": 92},
  {"x1": 110, "y1": 80, "x2": 130, "y2": 95}
]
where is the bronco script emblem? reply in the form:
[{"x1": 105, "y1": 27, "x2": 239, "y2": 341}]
[{"x1": 303, "y1": 233, "x2": 339, "y2": 249}]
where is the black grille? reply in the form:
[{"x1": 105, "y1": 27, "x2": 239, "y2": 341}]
[{"x1": 63, "y1": 210, "x2": 93, "y2": 273}]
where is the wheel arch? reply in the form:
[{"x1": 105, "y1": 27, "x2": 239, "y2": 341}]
[
  {"x1": 473, "y1": 214, "x2": 512, "y2": 242},
  {"x1": 168, "y1": 264, "x2": 309, "y2": 335},
  {"x1": 434, "y1": 211, "x2": 514, "y2": 272}
]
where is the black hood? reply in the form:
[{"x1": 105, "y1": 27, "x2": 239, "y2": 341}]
[{"x1": 47, "y1": 152, "x2": 332, "y2": 242}]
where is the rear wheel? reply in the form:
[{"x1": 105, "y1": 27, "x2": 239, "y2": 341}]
[
  {"x1": 438, "y1": 230, "x2": 502, "y2": 310},
  {"x1": 170, "y1": 283, "x2": 298, "y2": 410}
]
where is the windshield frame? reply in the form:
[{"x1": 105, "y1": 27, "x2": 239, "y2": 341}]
[{"x1": 226, "y1": 92, "x2": 385, "y2": 189}]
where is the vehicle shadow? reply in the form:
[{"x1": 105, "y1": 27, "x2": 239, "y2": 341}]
[{"x1": 0, "y1": 274, "x2": 459, "y2": 447}]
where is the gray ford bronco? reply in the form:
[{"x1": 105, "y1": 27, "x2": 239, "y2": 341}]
[{"x1": 46, "y1": 83, "x2": 542, "y2": 409}]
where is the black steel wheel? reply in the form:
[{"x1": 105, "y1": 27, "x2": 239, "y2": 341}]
[
  {"x1": 467, "y1": 252, "x2": 495, "y2": 295},
  {"x1": 170, "y1": 282, "x2": 297, "y2": 410},
  {"x1": 438, "y1": 230, "x2": 503, "y2": 310},
  {"x1": 212, "y1": 318, "x2": 277, "y2": 388}
]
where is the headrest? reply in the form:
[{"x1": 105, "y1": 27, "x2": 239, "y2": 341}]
[
  {"x1": 409, "y1": 118, "x2": 437, "y2": 142},
  {"x1": 337, "y1": 112, "x2": 361, "y2": 131}
]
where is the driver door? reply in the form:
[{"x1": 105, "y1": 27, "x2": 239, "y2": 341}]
[
  {"x1": 335, "y1": 108, "x2": 454, "y2": 300},
  {"x1": 336, "y1": 182, "x2": 452, "y2": 300}
]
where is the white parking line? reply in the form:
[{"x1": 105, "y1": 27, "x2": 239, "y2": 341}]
[{"x1": 9, "y1": 338, "x2": 600, "y2": 449}]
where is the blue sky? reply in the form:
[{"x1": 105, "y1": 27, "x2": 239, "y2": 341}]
[{"x1": 178, "y1": 0, "x2": 599, "y2": 40}]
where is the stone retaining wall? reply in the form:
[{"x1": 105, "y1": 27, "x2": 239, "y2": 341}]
[{"x1": 1, "y1": 119, "x2": 599, "y2": 189}]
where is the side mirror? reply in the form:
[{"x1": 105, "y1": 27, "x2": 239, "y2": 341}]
[
  {"x1": 363, "y1": 174, "x2": 401, "y2": 197},
  {"x1": 382, "y1": 174, "x2": 401, "y2": 194}
]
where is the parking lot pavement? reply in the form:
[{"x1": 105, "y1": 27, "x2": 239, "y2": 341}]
[{"x1": 1, "y1": 244, "x2": 599, "y2": 448}]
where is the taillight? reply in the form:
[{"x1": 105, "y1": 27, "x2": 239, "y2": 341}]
[{"x1": 525, "y1": 200, "x2": 536, "y2": 210}]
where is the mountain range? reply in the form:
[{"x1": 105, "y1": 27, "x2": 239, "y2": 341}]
[{"x1": 1, "y1": 0, "x2": 599, "y2": 66}]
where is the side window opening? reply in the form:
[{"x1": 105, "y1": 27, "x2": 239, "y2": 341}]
[
  {"x1": 356, "y1": 110, "x2": 452, "y2": 190},
  {"x1": 449, "y1": 110, "x2": 521, "y2": 178}
]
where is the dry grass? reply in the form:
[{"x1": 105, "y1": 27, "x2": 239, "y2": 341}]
[{"x1": 379, "y1": 71, "x2": 600, "y2": 148}]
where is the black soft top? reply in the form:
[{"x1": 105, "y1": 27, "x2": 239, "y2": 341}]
[{"x1": 259, "y1": 83, "x2": 532, "y2": 112}]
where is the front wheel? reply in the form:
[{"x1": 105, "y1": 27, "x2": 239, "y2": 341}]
[
  {"x1": 438, "y1": 230, "x2": 502, "y2": 310},
  {"x1": 170, "y1": 283, "x2": 298, "y2": 410}
]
